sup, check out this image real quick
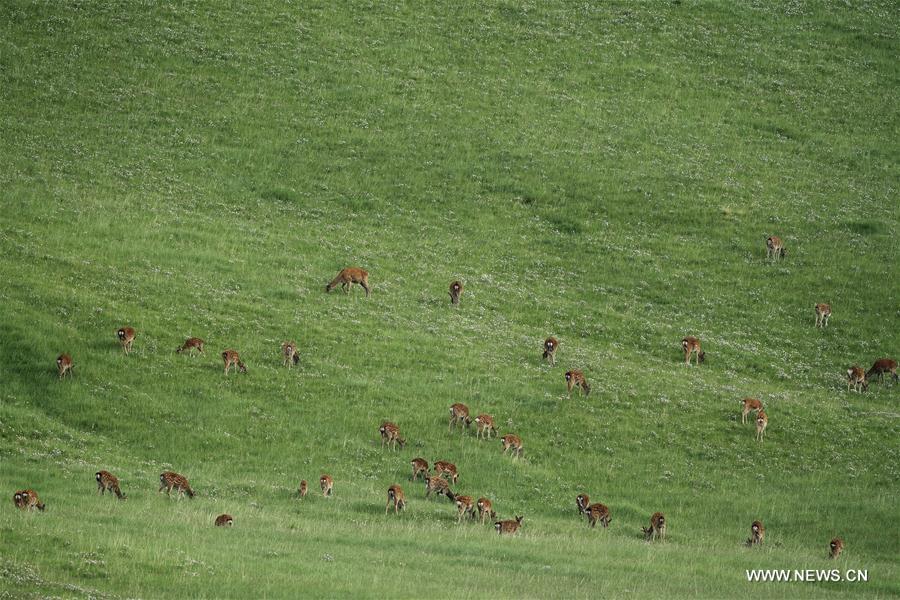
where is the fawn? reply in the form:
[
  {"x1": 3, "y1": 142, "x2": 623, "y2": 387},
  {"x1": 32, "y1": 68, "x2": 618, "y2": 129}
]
[
  {"x1": 766, "y1": 236, "x2": 786, "y2": 259},
  {"x1": 747, "y1": 520, "x2": 765, "y2": 546},
  {"x1": 410, "y1": 458, "x2": 429, "y2": 481},
  {"x1": 379, "y1": 422, "x2": 405, "y2": 450},
  {"x1": 298, "y1": 480, "x2": 308, "y2": 498},
  {"x1": 565, "y1": 370, "x2": 591, "y2": 397},
  {"x1": 501, "y1": 434, "x2": 523, "y2": 459},
  {"x1": 474, "y1": 414, "x2": 497, "y2": 439},
  {"x1": 477, "y1": 497, "x2": 496, "y2": 525},
  {"x1": 847, "y1": 367, "x2": 868, "y2": 392},
  {"x1": 222, "y1": 350, "x2": 247, "y2": 375},
  {"x1": 117, "y1": 327, "x2": 135, "y2": 354},
  {"x1": 159, "y1": 472, "x2": 194, "y2": 499},
  {"x1": 13, "y1": 490, "x2": 45, "y2": 511},
  {"x1": 682, "y1": 337, "x2": 705, "y2": 366},
  {"x1": 215, "y1": 514, "x2": 234, "y2": 527},
  {"x1": 449, "y1": 281, "x2": 463, "y2": 305},
  {"x1": 756, "y1": 411, "x2": 768, "y2": 442},
  {"x1": 326, "y1": 267, "x2": 370, "y2": 297},
  {"x1": 576, "y1": 494, "x2": 590, "y2": 515},
  {"x1": 495, "y1": 516, "x2": 523, "y2": 535},
  {"x1": 424, "y1": 475, "x2": 454, "y2": 501},
  {"x1": 741, "y1": 398, "x2": 763, "y2": 424},
  {"x1": 448, "y1": 403, "x2": 472, "y2": 432},
  {"x1": 320, "y1": 474, "x2": 334, "y2": 497},
  {"x1": 281, "y1": 341, "x2": 300, "y2": 367},
  {"x1": 643, "y1": 512, "x2": 666, "y2": 541},
  {"x1": 455, "y1": 495, "x2": 476, "y2": 523},
  {"x1": 95, "y1": 470, "x2": 126, "y2": 500},
  {"x1": 543, "y1": 337, "x2": 559, "y2": 366},
  {"x1": 433, "y1": 461, "x2": 459, "y2": 484},
  {"x1": 176, "y1": 337, "x2": 204, "y2": 355},
  {"x1": 386, "y1": 484, "x2": 406, "y2": 514},
  {"x1": 57, "y1": 353, "x2": 73, "y2": 379},
  {"x1": 866, "y1": 358, "x2": 898, "y2": 385},
  {"x1": 830, "y1": 538, "x2": 844, "y2": 559},
  {"x1": 814, "y1": 303, "x2": 831, "y2": 328},
  {"x1": 586, "y1": 503, "x2": 611, "y2": 528}
]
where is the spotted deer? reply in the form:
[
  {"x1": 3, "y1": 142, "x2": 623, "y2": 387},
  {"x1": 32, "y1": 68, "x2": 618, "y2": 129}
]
[
  {"x1": 326, "y1": 267, "x2": 370, "y2": 297},
  {"x1": 741, "y1": 398, "x2": 763, "y2": 424},
  {"x1": 298, "y1": 480, "x2": 308, "y2": 498},
  {"x1": 215, "y1": 514, "x2": 234, "y2": 527},
  {"x1": 495, "y1": 516, "x2": 523, "y2": 535},
  {"x1": 13, "y1": 489, "x2": 45, "y2": 511},
  {"x1": 643, "y1": 512, "x2": 666, "y2": 541},
  {"x1": 222, "y1": 350, "x2": 247, "y2": 375},
  {"x1": 682, "y1": 337, "x2": 705, "y2": 366},
  {"x1": 756, "y1": 411, "x2": 768, "y2": 442},
  {"x1": 586, "y1": 503, "x2": 611, "y2": 528},
  {"x1": 176, "y1": 337, "x2": 205, "y2": 355},
  {"x1": 410, "y1": 458, "x2": 429, "y2": 481},
  {"x1": 320, "y1": 474, "x2": 334, "y2": 497},
  {"x1": 159, "y1": 472, "x2": 194, "y2": 499},
  {"x1": 424, "y1": 475, "x2": 454, "y2": 501},
  {"x1": 543, "y1": 337, "x2": 559, "y2": 366},
  {"x1": 866, "y1": 358, "x2": 898, "y2": 385},
  {"x1": 565, "y1": 370, "x2": 591, "y2": 397},
  {"x1": 117, "y1": 327, "x2": 136, "y2": 354},
  {"x1": 815, "y1": 303, "x2": 831, "y2": 328},
  {"x1": 448, "y1": 403, "x2": 472, "y2": 432},
  {"x1": 474, "y1": 414, "x2": 497, "y2": 439},
  {"x1": 57, "y1": 353, "x2": 73, "y2": 379},
  {"x1": 281, "y1": 341, "x2": 300, "y2": 367},
  {"x1": 847, "y1": 366, "x2": 868, "y2": 392},
  {"x1": 501, "y1": 434, "x2": 523, "y2": 459},
  {"x1": 766, "y1": 236, "x2": 786, "y2": 259},
  {"x1": 433, "y1": 461, "x2": 459, "y2": 484},
  {"x1": 95, "y1": 470, "x2": 126, "y2": 500},
  {"x1": 449, "y1": 280, "x2": 463, "y2": 305},
  {"x1": 455, "y1": 495, "x2": 476, "y2": 523},
  {"x1": 576, "y1": 494, "x2": 590, "y2": 516},
  {"x1": 386, "y1": 484, "x2": 406, "y2": 514},
  {"x1": 829, "y1": 538, "x2": 844, "y2": 559},
  {"x1": 379, "y1": 421, "x2": 405, "y2": 450},
  {"x1": 477, "y1": 497, "x2": 496, "y2": 525},
  {"x1": 747, "y1": 520, "x2": 765, "y2": 546}
]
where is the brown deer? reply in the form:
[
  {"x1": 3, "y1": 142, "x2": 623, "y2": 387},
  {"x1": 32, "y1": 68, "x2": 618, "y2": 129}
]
[
  {"x1": 386, "y1": 484, "x2": 406, "y2": 514},
  {"x1": 159, "y1": 472, "x2": 194, "y2": 499},
  {"x1": 455, "y1": 495, "x2": 476, "y2": 523},
  {"x1": 56, "y1": 353, "x2": 73, "y2": 379},
  {"x1": 766, "y1": 236, "x2": 786, "y2": 259},
  {"x1": 13, "y1": 490, "x2": 45, "y2": 511},
  {"x1": 814, "y1": 303, "x2": 831, "y2": 328},
  {"x1": 847, "y1": 367, "x2": 868, "y2": 393},
  {"x1": 682, "y1": 337, "x2": 705, "y2": 366},
  {"x1": 829, "y1": 538, "x2": 844, "y2": 559},
  {"x1": 448, "y1": 403, "x2": 472, "y2": 432},
  {"x1": 298, "y1": 480, "x2": 308, "y2": 498},
  {"x1": 495, "y1": 516, "x2": 523, "y2": 535},
  {"x1": 379, "y1": 421, "x2": 405, "y2": 450},
  {"x1": 543, "y1": 337, "x2": 559, "y2": 366},
  {"x1": 326, "y1": 267, "x2": 370, "y2": 297},
  {"x1": 410, "y1": 458, "x2": 429, "y2": 481},
  {"x1": 747, "y1": 520, "x2": 765, "y2": 546},
  {"x1": 741, "y1": 398, "x2": 763, "y2": 424},
  {"x1": 424, "y1": 475, "x2": 454, "y2": 501},
  {"x1": 756, "y1": 411, "x2": 768, "y2": 442},
  {"x1": 215, "y1": 514, "x2": 234, "y2": 527},
  {"x1": 117, "y1": 327, "x2": 136, "y2": 354},
  {"x1": 501, "y1": 434, "x2": 523, "y2": 459},
  {"x1": 866, "y1": 358, "x2": 898, "y2": 385},
  {"x1": 643, "y1": 512, "x2": 666, "y2": 541},
  {"x1": 320, "y1": 474, "x2": 334, "y2": 497},
  {"x1": 576, "y1": 493, "x2": 590, "y2": 515},
  {"x1": 449, "y1": 280, "x2": 463, "y2": 305},
  {"x1": 95, "y1": 470, "x2": 126, "y2": 500},
  {"x1": 565, "y1": 370, "x2": 591, "y2": 397},
  {"x1": 477, "y1": 497, "x2": 496, "y2": 525},
  {"x1": 586, "y1": 503, "x2": 611, "y2": 528},
  {"x1": 176, "y1": 337, "x2": 205, "y2": 355},
  {"x1": 222, "y1": 350, "x2": 247, "y2": 375},
  {"x1": 281, "y1": 341, "x2": 300, "y2": 367},
  {"x1": 433, "y1": 460, "x2": 459, "y2": 484},
  {"x1": 474, "y1": 414, "x2": 497, "y2": 439}
]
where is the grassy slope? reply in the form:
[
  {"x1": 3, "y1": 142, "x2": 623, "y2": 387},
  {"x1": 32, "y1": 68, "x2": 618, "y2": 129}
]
[{"x1": 1, "y1": 1, "x2": 898, "y2": 598}]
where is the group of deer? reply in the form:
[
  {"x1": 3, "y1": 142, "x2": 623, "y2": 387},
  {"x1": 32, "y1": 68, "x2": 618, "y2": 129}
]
[{"x1": 743, "y1": 519, "x2": 842, "y2": 559}]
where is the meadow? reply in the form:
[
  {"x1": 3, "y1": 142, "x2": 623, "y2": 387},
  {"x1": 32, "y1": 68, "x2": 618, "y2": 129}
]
[{"x1": 0, "y1": 1, "x2": 898, "y2": 598}]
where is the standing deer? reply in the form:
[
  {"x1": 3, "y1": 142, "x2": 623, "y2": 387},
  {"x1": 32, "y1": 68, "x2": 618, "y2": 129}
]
[
  {"x1": 866, "y1": 358, "x2": 898, "y2": 385},
  {"x1": 449, "y1": 281, "x2": 463, "y2": 305},
  {"x1": 741, "y1": 398, "x2": 763, "y2": 424},
  {"x1": 766, "y1": 236, "x2": 786, "y2": 260},
  {"x1": 682, "y1": 337, "x2": 705, "y2": 366},
  {"x1": 448, "y1": 403, "x2": 472, "y2": 432},
  {"x1": 814, "y1": 304, "x2": 831, "y2": 328},
  {"x1": 326, "y1": 267, "x2": 370, "y2": 297}
]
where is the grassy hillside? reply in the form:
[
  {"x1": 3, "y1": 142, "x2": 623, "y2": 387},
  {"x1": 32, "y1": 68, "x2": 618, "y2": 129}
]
[{"x1": 1, "y1": 1, "x2": 898, "y2": 598}]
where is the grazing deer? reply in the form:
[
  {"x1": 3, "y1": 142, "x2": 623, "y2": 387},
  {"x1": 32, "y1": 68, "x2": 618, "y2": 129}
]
[
  {"x1": 586, "y1": 503, "x2": 611, "y2": 528},
  {"x1": 501, "y1": 434, "x2": 523, "y2": 459},
  {"x1": 682, "y1": 337, "x2": 705, "y2": 366},
  {"x1": 643, "y1": 512, "x2": 666, "y2": 541},
  {"x1": 176, "y1": 337, "x2": 204, "y2": 355},
  {"x1": 455, "y1": 495, "x2": 476, "y2": 523},
  {"x1": 298, "y1": 480, "x2": 308, "y2": 498},
  {"x1": 449, "y1": 280, "x2": 463, "y2": 305},
  {"x1": 756, "y1": 411, "x2": 768, "y2": 442},
  {"x1": 741, "y1": 398, "x2": 763, "y2": 424},
  {"x1": 56, "y1": 353, "x2": 73, "y2": 379},
  {"x1": 433, "y1": 461, "x2": 459, "y2": 484},
  {"x1": 477, "y1": 497, "x2": 496, "y2": 525},
  {"x1": 495, "y1": 516, "x2": 523, "y2": 535},
  {"x1": 565, "y1": 370, "x2": 591, "y2": 397},
  {"x1": 747, "y1": 520, "x2": 765, "y2": 546},
  {"x1": 474, "y1": 414, "x2": 497, "y2": 439},
  {"x1": 424, "y1": 475, "x2": 454, "y2": 501},
  {"x1": 320, "y1": 474, "x2": 334, "y2": 497},
  {"x1": 448, "y1": 403, "x2": 472, "y2": 432},
  {"x1": 866, "y1": 358, "x2": 898, "y2": 385},
  {"x1": 576, "y1": 494, "x2": 590, "y2": 515},
  {"x1": 326, "y1": 267, "x2": 370, "y2": 297},
  {"x1": 95, "y1": 470, "x2": 126, "y2": 500},
  {"x1": 222, "y1": 350, "x2": 247, "y2": 375},
  {"x1": 814, "y1": 303, "x2": 831, "y2": 328},
  {"x1": 13, "y1": 489, "x2": 45, "y2": 511},
  {"x1": 766, "y1": 236, "x2": 786, "y2": 259},
  {"x1": 847, "y1": 367, "x2": 868, "y2": 393},
  {"x1": 117, "y1": 327, "x2": 136, "y2": 354},
  {"x1": 215, "y1": 514, "x2": 234, "y2": 527},
  {"x1": 410, "y1": 458, "x2": 429, "y2": 481},
  {"x1": 386, "y1": 484, "x2": 406, "y2": 514},
  {"x1": 379, "y1": 422, "x2": 405, "y2": 450},
  {"x1": 281, "y1": 341, "x2": 300, "y2": 367},
  {"x1": 829, "y1": 538, "x2": 844, "y2": 559},
  {"x1": 543, "y1": 337, "x2": 559, "y2": 366},
  {"x1": 159, "y1": 472, "x2": 194, "y2": 499}
]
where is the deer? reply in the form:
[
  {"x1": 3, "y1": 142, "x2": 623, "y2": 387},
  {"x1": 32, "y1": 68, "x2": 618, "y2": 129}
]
[
  {"x1": 326, "y1": 267, "x2": 370, "y2": 297},
  {"x1": 866, "y1": 358, "x2": 898, "y2": 385},
  {"x1": 386, "y1": 484, "x2": 406, "y2": 514},
  {"x1": 576, "y1": 494, "x2": 590, "y2": 516},
  {"x1": 682, "y1": 337, "x2": 705, "y2": 366},
  {"x1": 829, "y1": 538, "x2": 844, "y2": 559},
  {"x1": 449, "y1": 280, "x2": 463, "y2": 305},
  {"x1": 448, "y1": 403, "x2": 472, "y2": 432},
  {"x1": 756, "y1": 411, "x2": 768, "y2": 442},
  {"x1": 222, "y1": 350, "x2": 247, "y2": 374},
  {"x1": 410, "y1": 458, "x2": 429, "y2": 481},
  {"x1": 643, "y1": 512, "x2": 666, "y2": 541},
  {"x1": 176, "y1": 337, "x2": 204, "y2": 355},
  {"x1": 56, "y1": 353, "x2": 73, "y2": 379},
  {"x1": 495, "y1": 516, "x2": 523, "y2": 535},
  {"x1": 281, "y1": 341, "x2": 300, "y2": 367},
  {"x1": 565, "y1": 370, "x2": 591, "y2": 397},
  {"x1": 95, "y1": 470, "x2": 126, "y2": 500},
  {"x1": 298, "y1": 480, "x2": 308, "y2": 498},
  {"x1": 320, "y1": 474, "x2": 334, "y2": 497},
  {"x1": 379, "y1": 421, "x2": 405, "y2": 450},
  {"x1": 543, "y1": 337, "x2": 559, "y2": 366},
  {"x1": 433, "y1": 461, "x2": 459, "y2": 484},
  {"x1": 747, "y1": 520, "x2": 765, "y2": 546},
  {"x1": 477, "y1": 497, "x2": 496, "y2": 525},
  {"x1": 215, "y1": 514, "x2": 234, "y2": 527},
  {"x1": 847, "y1": 367, "x2": 868, "y2": 393},
  {"x1": 501, "y1": 434, "x2": 523, "y2": 459},
  {"x1": 741, "y1": 398, "x2": 763, "y2": 424},
  {"x1": 424, "y1": 475, "x2": 454, "y2": 501},
  {"x1": 13, "y1": 490, "x2": 45, "y2": 511},
  {"x1": 814, "y1": 303, "x2": 831, "y2": 328},
  {"x1": 474, "y1": 414, "x2": 497, "y2": 439},
  {"x1": 766, "y1": 236, "x2": 786, "y2": 260},
  {"x1": 455, "y1": 495, "x2": 476, "y2": 523},
  {"x1": 586, "y1": 503, "x2": 611, "y2": 528},
  {"x1": 159, "y1": 472, "x2": 194, "y2": 499},
  {"x1": 117, "y1": 327, "x2": 136, "y2": 354}
]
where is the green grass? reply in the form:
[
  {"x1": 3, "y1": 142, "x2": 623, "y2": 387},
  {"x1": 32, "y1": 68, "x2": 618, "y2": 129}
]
[{"x1": 1, "y1": 1, "x2": 898, "y2": 598}]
